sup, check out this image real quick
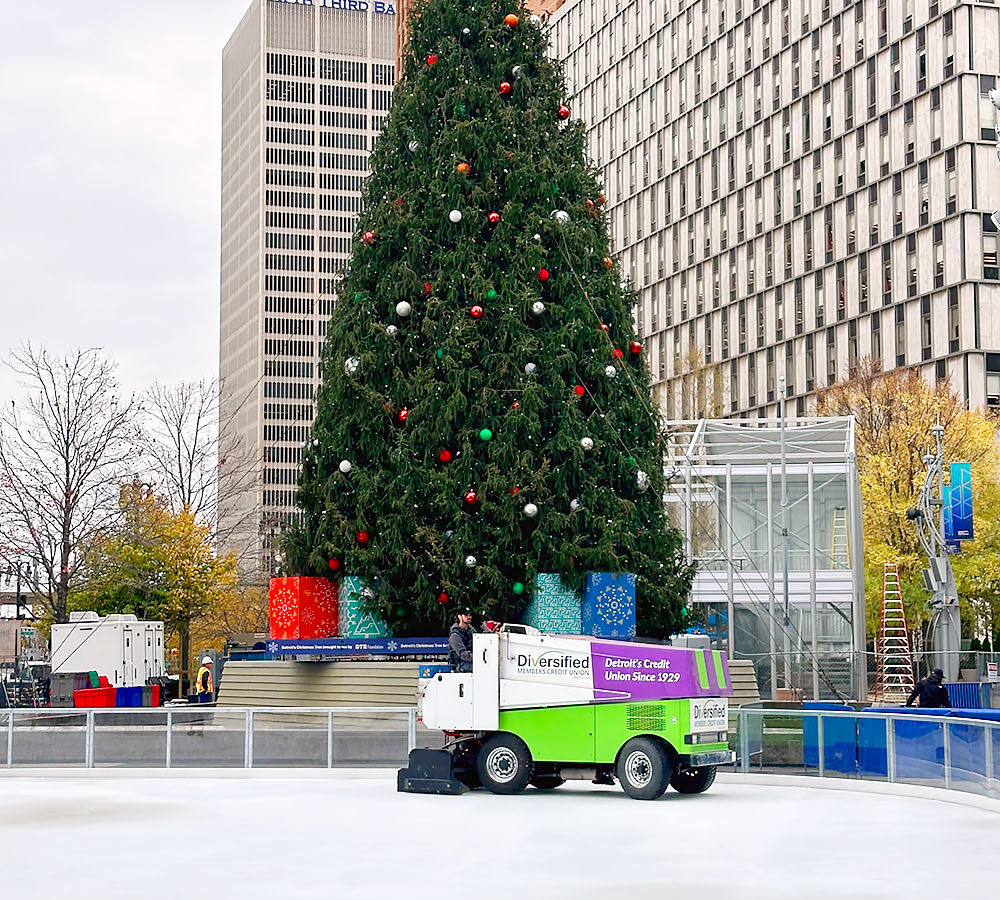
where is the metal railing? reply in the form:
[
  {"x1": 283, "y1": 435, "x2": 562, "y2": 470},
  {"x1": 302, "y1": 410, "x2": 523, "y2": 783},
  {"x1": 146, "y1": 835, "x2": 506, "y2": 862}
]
[
  {"x1": 734, "y1": 706, "x2": 999, "y2": 800},
  {"x1": 0, "y1": 707, "x2": 418, "y2": 770}
]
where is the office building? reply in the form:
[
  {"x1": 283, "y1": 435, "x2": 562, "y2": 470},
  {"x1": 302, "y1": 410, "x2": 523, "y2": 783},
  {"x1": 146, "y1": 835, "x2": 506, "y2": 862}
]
[
  {"x1": 220, "y1": 0, "x2": 396, "y2": 569},
  {"x1": 549, "y1": 0, "x2": 1000, "y2": 417}
]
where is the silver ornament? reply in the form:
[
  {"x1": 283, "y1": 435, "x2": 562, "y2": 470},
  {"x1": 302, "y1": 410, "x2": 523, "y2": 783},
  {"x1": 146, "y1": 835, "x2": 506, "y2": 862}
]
[
  {"x1": 465, "y1": 554, "x2": 477, "y2": 567},
  {"x1": 362, "y1": 586, "x2": 376, "y2": 599},
  {"x1": 386, "y1": 324, "x2": 398, "y2": 336},
  {"x1": 512, "y1": 65, "x2": 522, "y2": 78},
  {"x1": 580, "y1": 437, "x2": 594, "y2": 451},
  {"x1": 552, "y1": 209, "x2": 570, "y2": 223},
  {"x1": 462, "y1": 27, "x2": 471, "y2": 35},
  {"x1": 524, "y1": 362, "x2": 537, "y2": 375},
  {"x1": 570, "y1": 499, "x2": 581, "y2": 511},
  {"x1": 605, "y1": 365, "x2": 618, "y2": 377},
  {"x1": 339, "y1": 459, "x2": 353, "y2": 474},
  {"x1": 449, "y1": 209, "x2": 463, "y2": 223},
  {"x1": 344, "y1": 356, "x2": 360, "y2": 376},
  {"x1": 408, "y1": 140, "x2": 420, "y2": 152},
  {"x1": 396, "y1": 300, "x2": 412, "y2": 317},
  {"x1": 523, "y1": 502, "x2": 538, "y2": 518},
  {"x1": 530, "y1": 14, "x2": 541, "y2": 25},
  {"x1": 533, "y1": 233, "x2": 542, "y2": 242},
  {"x1": 637, "y1": 470, "x2": 650, "y2": 492},
  {"x1": 532, "y1": 301, "x2": 545, "y2": 315}
]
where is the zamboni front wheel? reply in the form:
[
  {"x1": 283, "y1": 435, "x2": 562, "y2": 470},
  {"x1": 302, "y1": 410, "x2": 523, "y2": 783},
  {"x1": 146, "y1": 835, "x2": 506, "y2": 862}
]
[
  {"x1": 670, "y1": 765, "x2": 717, "y2": 794},
  {"x1": 616, "y1": 736, "x2": 673, "y2": 801},
  {"x1": 477, "y1": 733, "x2": 534, "y2": 795}
]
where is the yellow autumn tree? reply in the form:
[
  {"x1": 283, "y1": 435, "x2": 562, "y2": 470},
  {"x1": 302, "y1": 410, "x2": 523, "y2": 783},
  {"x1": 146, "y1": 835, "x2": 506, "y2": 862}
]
[{"x1": 816, "y1": 359, "x2": 1000, "y2": 640}]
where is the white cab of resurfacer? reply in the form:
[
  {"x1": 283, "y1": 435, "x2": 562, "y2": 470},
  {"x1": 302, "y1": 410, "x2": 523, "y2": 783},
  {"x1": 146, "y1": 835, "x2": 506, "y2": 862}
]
[{"x1": 421, "y1": 633, "x2": 500, "y2": 731}]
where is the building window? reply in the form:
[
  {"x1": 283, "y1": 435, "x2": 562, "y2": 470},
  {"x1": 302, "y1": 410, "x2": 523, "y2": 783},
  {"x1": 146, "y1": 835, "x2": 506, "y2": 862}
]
[
  {"x1": 984, "y1": 214, "x2": 1000, "y2": 281},
  {"x1": 948, "y1": 287, "x2": 959, "y2": 353},
  {"x1": 934, "y1": 223, "x2": 945, "y2": 289},
  {"x1": 871, "y1": 313, "x2": 882, "y2": 366},
  {"x1": 895, "y1": 305, "x2": 906, "y2": 367},
  {"x1": 981, "y1": 77, "x2": 998, "y2": 141},
  {"x1": 987, "y1": 354, "x2": 1000, "y2": 409},
  {"x1": 920, "y1": 295, "x2": 932, "y2": 362}
]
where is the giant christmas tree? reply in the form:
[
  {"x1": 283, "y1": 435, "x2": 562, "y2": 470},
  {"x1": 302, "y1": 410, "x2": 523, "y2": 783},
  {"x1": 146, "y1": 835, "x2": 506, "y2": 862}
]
[{"x1": 283, "y1": 0, "x2": 693, "y2": 636}]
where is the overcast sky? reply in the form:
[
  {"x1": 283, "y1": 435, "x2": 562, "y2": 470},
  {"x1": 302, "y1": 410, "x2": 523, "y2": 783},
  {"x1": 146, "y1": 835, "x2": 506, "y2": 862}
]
[{"x1": 0, "y1": 0, "x2": 253, "y2": 405}]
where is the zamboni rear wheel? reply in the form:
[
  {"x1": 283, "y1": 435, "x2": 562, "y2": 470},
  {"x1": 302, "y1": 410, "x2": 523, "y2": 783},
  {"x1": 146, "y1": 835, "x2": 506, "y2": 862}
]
[
  {"x1": 616, "y1": 736, "x2": 673, "y2": 801},
  {"x1": 670, "y1": 765, "x2": 717, "y2": 794},
  {"x1": 477, "y1": 733, "x2": 534, "y2": 795}
]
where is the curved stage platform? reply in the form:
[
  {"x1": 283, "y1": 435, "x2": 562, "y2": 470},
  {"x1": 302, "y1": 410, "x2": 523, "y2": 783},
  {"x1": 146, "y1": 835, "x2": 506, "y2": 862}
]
[{"x1": 0, "y1": 771, "x2": 995, "y2": 898}]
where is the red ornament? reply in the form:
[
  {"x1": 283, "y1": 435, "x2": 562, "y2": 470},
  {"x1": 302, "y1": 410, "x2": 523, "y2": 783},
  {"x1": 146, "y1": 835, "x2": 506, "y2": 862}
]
[
  {"x1": 439, "y1": 449, "x2": 453, "y2": 463},
  {"x1": 397, "y1": 408, "x2": 409, "y2": 422},
  {"x1": 328, "y1": 558, "x2": 341, "y2": 571},
  {"x1": 537, "y1": 268, "x2": 550, "y2": 282},
  {"x1": 585, "y1": 199, "x2": 596, "y2": 212},
  {"x1": 504, "y1": 13, "x2": 519, "y2": 27},
  {"x1": 427, "y1": 54, "x2": 438, "y2": 66},
  {"x1": 488, "y1": 211, "x2": 501, "y2": 224},
  {"x1": 602, "y1": 256, "x2": 614, "y2": 270},
  {"x1": 599, "y1": 323, "x2": 610, "y2": 332},
  {"x1": 512, "y1": 401, "x2": 520, "y2": 409},
  {"x1": 470, "y1": 305, "x2": 484, "y2": 318},
  {"x1": 573, "y1": 384, "x2": 586, "y2": 396},
  {"x1": 558, "y1": 104, "x2": 571, "y2": 119},
  {"x1": 362, "y1": 231, "x2": 375, "y2": 245},
  {"x1": 464, "y1": 490, "x2": 479, "y2": 504},
  {"x1": 499, "y1": 81, "x2": 512, "y2": 95},
  {"x1": 613, "y1": 348, "x2": 624, "y2": 359},
  {"x1": 437, "y1": 592, "x2": 449, "y2": 605},
  {"x1": 457, "y1": 162, "x2": 471, "y2": 176},
  {"x1": 510, "y1": 486, "x2": 521, "y2": 494},
  {"x1": 597, "y1": 195, "x2": 606, "y2": 206},
  {"x1": 424, "y1": 282, "x2": 433, "y2": 295},
  {"x1": 630, "y1": 341, "x2": 643, "y2": 354},
  {"x1": 357, "y1": 531, "x2": 370, "y2": 544}
]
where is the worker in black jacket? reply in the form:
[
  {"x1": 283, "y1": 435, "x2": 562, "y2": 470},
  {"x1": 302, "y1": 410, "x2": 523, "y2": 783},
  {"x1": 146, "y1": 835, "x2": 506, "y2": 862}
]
[
  {"x1": 448, "y1": 606, "x2": 476, "y2": 673},
  {"x1": 905, "y1": 668, "x2": 951, "y2": 708}
]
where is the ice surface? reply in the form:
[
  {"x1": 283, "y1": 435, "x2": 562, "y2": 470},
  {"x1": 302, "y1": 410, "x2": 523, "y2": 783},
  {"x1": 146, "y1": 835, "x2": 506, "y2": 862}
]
[{"x1": 0, "y1": 772, "x2": 995, "y2": 899}]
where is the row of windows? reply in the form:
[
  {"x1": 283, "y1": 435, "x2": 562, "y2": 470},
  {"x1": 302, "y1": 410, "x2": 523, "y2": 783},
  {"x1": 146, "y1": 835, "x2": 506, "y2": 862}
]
[
  {"x1": 320, "y1": 131, "x2": 368, "y2": 149},
  {"x1": 265, "y1": 316, "x2": 315, "y2": 335},
  {"x1": 372, "y1": 63, "x2": 394, "y2": 85},
  {"x1": 266, "y1": 126, "x2": 314, "y2": 146},
  {"x1": 320, "y1": 236, "x2": 353, "y2": 254},
  {"x1": 263, "y1": 424, "x2": 312, "y2": 444},
  {"x1": 265, "y1": 467, "x2": 299, "y2": 485},
  {"x1": 267, "y1": 53, "x2": 315, "y2": 79},
  {"x1": 266, "y1": 168, "x2": 315, "y2": 187},
  {"x1": 264, "y1": 276, "x2": 314, "y2": 293},
  {"x1": 263, "y1": 489, "x2": 297, "y2": 509},
  {"x1": 265, "y1": 232, "x2": 315, "y2": 251},
  {"x1": 264, "y1": 359, "x2": 315, "y2": 378},
  {"x1": 372, "y1": 89, "x2": 392, "y2": 112},
  {"x1": 319, "y1": 59, "x2": 367, "y2": 83},
  {"x1": 265, "y1": 253, "x2": 315, "y2": 272},
  {"x1": 266, "y1": 190, "x2": 315, "y2": 209},
  {"x1": 318, "y1": 85, "x2": 368, "y2": 109},
  {"x1": 267, "y1": 79, "x2": 314, "y2": 105},
  {"x1": 266, "y1": 105, "x2": 314, "y2": 125},
  {"x1": 319, "y1": 194, "x2": 363, "y2": 212},
  {"x1": 264, "y1": 403, "x2": 314, "y2": 421},
  {"x1": 320, "y1": 214, "x2": 358, "y2": 232},
  {"x1": 265, "y1": 211, "x2": 314, "y2": 230},
  {"x1": 266, "y1": 148, "x2": 314, "y2": 167},
  {"x1": 264, "y1": 381, "x2": 315, "y2": 399},
  {"x1": 265, "y1": 446, "x2": 304, "y2": 464},
  {"x1": 319, "y1": 150, "x2": 368, "y2": 170},
  {"x1": 265, "y1": 296, "x2": 315, "y2": 314},
  {"x1": 320, "y1": 173, "x2": 365, "y2": 192},
  {"x1": 320, "y1": 111, "x2": 368, "y2": 130}
]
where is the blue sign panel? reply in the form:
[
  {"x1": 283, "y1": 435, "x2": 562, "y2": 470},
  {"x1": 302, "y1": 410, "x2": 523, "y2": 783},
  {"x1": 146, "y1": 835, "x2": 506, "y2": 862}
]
[
  {"x1": 943, "y1": 485, "x2": 954, "y2": 541},
  {"x1": 949, "y1": 462, "x2": 974, "y2": 540},
  {"x1": 267, "y1": 637, "x2": 448, "y2": 657}
]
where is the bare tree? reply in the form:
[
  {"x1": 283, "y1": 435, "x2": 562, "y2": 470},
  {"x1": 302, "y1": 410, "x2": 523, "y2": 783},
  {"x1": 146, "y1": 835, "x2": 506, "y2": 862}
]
[
  {"x1": 0, "y1": 346, "x2": 139, "y2": 623},
  {"x1": 140, "y1": 378, "x2": 261, "y2": 574}
]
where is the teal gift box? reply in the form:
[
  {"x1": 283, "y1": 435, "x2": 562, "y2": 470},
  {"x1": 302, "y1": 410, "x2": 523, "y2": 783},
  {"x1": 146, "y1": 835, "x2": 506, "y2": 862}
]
[
  {"x1": 522, "y1": 574, "x2": 583, "y2": 634},
  {"x1": 338, "y1": 576, "x2": 389, "y2": 638},
  {"x1": 582, "y1": 572, "x2": 636, "y2": 640}
]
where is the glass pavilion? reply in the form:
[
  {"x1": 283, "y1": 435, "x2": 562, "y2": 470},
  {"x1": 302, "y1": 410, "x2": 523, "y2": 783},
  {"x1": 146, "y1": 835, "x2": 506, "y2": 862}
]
[{"x1": 665, "y1": 417, "x2": 866, "y2": 701}]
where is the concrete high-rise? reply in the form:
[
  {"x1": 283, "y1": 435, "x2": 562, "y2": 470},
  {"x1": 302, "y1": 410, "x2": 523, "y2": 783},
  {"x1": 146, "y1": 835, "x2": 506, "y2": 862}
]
[
  {"x1": 549, "y1": 0, "x2": 1000, "y2": 418},
  {"x1": 220, "y1": 0, "x2": 396, "y2": 570}
]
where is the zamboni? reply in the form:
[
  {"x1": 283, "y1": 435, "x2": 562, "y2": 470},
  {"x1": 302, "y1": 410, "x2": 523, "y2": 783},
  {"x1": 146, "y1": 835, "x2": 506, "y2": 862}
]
[{"x1": 398, "y1": 627, "x2": 734, "y2": 800}]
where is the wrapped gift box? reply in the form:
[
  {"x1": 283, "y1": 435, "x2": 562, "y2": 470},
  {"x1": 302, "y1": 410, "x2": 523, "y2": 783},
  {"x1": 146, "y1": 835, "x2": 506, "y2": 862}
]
[
  {"x1": 269, "y1": 577, "x2": 339, "y2": 640},
  {"x1": 338, "y1": 575, "x2": 389, "y2": 638},
  {"x1": 522, "y1": 573, "x2": 583, "y2": 634},
  {"x1": 583, "y1": 572, "x2": 636, "y2": 640}
]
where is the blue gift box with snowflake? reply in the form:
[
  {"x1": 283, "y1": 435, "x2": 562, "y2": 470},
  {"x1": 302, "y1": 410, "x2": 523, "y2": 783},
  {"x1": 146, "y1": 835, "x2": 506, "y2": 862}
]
[
  {"x1": 582, "y1": 573, "x2": 636, "y2": 640},
  {"x1": 522, "y1": 573, "x2": 583, "y2": 634},
  {"x1": 338, "y1": 576, "x2": 389, "y2": 638}
]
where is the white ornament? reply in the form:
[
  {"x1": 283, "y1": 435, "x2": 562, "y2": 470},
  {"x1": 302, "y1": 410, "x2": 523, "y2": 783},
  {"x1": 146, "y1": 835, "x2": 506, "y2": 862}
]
[
  {"x1": 395, "y1": 300, "x2": 412, "y2": 317},
  {"x1": 580, "y1": 437, "x2": 594, "y2": 451},
  {"x1": 339, "y1": 459, "x2": 353, "y2": 474},
  {"x1": 512, "y1": 65, "x2": 522, "y2": 78},
  {"x1": 530, "y1": 14, "x2": 541, "y2": 25},
  {"x1": 344, "y1": 356, "x2": 361, "y2": 376},
  {"x1": 462, "y1": 27, "x2": 471, "y2": 35},
  {"x1": 637, "y1": 470, "x2": 650, "y2": 492},
  {"x1": 605, "y1": 365, "x2": 618, "y2": 377},
  {"x1": 465, "y1": 555, "x2": 477, "y2": 567},
  {"x1": 533, "y1": 233, "x2": 542, "y2": 242},
  {"x1": 552, "y1": 209, "x2": 570, "y2": 224},
  {"x1": 524, "y1": 362, "x2": 537, "y2": 375},
  {"x1": 362, "y1": 586, "x2": 376, "y2": 599},
  {"x1": 408, "y1": 140, "x2": 420, "y2": 152},
  {"x1": 386, "y1": 324, "x2": 398, "y2": 336},
  {"x1": 532, "y1": 301, "x2": 545, "y2": 315},
  {"x1": 523, "y1": 502, "x2": 538, "y2": 518},
  {"x1": 449, "y1": 209, "x2": 463, "y2": 223},
  {"x1": 570, "y1": 499, "x2": 581, "y2": 511}
]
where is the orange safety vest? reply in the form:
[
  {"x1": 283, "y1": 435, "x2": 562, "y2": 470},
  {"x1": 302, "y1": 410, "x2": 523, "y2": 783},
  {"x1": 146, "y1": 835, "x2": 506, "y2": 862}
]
[{"x1": 196, "y1": 665, "x2": 214, "y2": 695}]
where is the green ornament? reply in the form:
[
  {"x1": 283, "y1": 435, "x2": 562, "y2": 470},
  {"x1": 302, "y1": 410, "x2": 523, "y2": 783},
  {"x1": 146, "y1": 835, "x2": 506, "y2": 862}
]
[
  {"x1": 436, "y1": 348, "x2": 445, "y2": 360},
  {"x1": 512, "y1": 581, "x2": 524, "y2": 595},
  {"x1": 627, "y1": 456, "x2": 636, "y2": 466},
  {"x1": 486, "y1": 289, "x2": 497, "y2": 300},
  {"x1": 457, "y1": 104, "x2": 467, "y2": 115},
  {"x1": 479, "y1": 428, "x2": 493, "y2": 441},
  {"x1": 354, "y1": 292, "x2": 363, "y2": 300}
]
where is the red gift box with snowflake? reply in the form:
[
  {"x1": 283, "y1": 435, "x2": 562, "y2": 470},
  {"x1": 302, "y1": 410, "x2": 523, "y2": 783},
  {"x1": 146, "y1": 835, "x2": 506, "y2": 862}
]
[{"x1": 269, "y1": 577, "x2": 339, "y2": 640}]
